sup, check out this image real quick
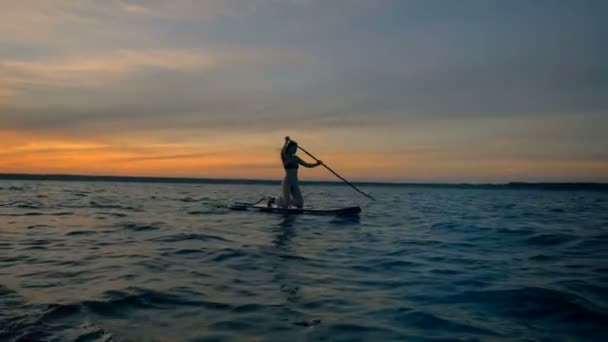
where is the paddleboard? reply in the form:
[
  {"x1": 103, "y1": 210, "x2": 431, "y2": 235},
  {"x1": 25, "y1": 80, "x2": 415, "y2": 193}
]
[{"x1": 230, "y1": 197, "x2": 361, "y2": 216}]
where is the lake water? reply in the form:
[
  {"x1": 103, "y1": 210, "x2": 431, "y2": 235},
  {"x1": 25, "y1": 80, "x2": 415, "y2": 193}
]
[{"x1": 1, "y1": 180, "x2": 607, "y2": 341}]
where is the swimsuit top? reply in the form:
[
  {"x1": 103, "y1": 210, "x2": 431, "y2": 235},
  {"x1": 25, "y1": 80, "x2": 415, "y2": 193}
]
[{"x1": 283, "y1": 156, "x2": 299, "y2": 170}]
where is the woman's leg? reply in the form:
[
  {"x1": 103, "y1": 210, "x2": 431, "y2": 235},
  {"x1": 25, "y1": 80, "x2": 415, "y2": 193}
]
[
  {"x1": 278, "y1": 178, "x2": 291, "y2": 208},
  {"x1": 290, "y1": 183, "x2": 304, "y2": 208}
]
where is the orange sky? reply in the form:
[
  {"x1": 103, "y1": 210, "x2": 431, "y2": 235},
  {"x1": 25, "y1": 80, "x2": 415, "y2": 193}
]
[{"x1": 2, "y1": 128, "x2": 607, "y2": 182}]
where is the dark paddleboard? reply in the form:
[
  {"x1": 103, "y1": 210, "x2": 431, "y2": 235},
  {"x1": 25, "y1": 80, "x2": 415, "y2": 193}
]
[{"x1": 230, "y1": 198, "x2": 361, "y2": 216}]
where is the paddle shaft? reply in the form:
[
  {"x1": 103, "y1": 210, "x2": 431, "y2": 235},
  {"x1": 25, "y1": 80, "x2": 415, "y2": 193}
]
[{"x1": 295, "y1": 144, "x2": 376, "y2": 201}]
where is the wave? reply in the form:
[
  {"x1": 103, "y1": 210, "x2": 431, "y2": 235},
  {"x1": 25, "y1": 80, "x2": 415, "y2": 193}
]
[
  {"x1": 122, "y1": 222, "x2": 163, "y2": 232},
  {"x1": 151, "y1": 233, "x2": 229, "y2": 243},
  {"x1": 162, "y1": 248, "x2": 207, "y2": 256},
  {"x1": 377, "y1": 308, "x2": 500, "y2": 336},
  {"x1": 66, "y1": 230, "x2": 96, "y2": 236},
  {"x1": 187, "y1": 209, "x2": 229, "y2": 215},
  {"x1": 496, "y1": 227, "x2": 535, "y2": 236},
  {"x1": 38, "y1": 288, "x2": 233, "y2": 323},
  {"x1": 356, "y1": 258, "x2": 422, "y2": 271},
  {"x1": 41, "y1": 303, "x2": 82, "y2": 321},
  {"x1": 95, "y1": 211, "x2": 128, "y2": 217},
  {"x1": 320, "y1": 321, "x2": 404, "y2": 340},
  {"x1": 178, "y1": 196, "x2": 202, "y2": 203},
  {"x1": 9, "y1": 200, "x2": 43, "y2": 209},
  {"x1": 0, "y1": 211, "x2": 73, "y2": 217},
  {"x1": 95, "y1": 288, "x2": 231, "y2": 313},
  {"x1": 33, "y1": 305, "x2": 111, "y2": 341},
  {"x1": 27, "y1": 224, "x2": 52, "y2": 229},
  {"x1": 89, "y1": 201, "x2": 140, "y2": 211},
  {"x1": 72, "y1": 328, "x2": 113, "y2": 342},
  {"x1": 209, "y1": 248, "x2": 248, "y2": 262},
  {"x1": 526, "y1": 233, "x2": 577, "y2": 246},
  {"x1": 208, "y1": 320, "x2": 256, "y2": 332},
  {"x1": 442, "y1": 287, "x2": 608, "y2": 327},
  {"x1": 529, "y1": 254, "x2": 557, "y2": 261}
]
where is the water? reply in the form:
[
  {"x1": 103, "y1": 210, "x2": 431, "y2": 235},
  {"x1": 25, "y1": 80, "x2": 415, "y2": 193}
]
[{"x1": 1, "y1": 180, "x2": 607, "y2": 341}]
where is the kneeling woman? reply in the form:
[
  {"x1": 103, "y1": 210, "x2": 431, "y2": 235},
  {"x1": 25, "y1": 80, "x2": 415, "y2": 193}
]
[{"x1": 276, "y1": 138, "x2": 322, "y2": 208}]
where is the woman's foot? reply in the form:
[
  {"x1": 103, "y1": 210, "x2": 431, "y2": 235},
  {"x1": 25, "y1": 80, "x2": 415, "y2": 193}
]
[{"x1": 267, "y1": 197, "x2": 276, "y2": 207}]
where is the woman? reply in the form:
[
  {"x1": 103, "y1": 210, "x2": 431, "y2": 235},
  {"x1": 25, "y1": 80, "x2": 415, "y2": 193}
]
[{"x1": 274, "y1": 138, "x2": 322, "y2": 209}]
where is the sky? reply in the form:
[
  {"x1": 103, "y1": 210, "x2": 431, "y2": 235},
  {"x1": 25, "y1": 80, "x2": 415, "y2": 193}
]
[{"x1": 1, "y1": 0, "x2": 607, "y2": 182}]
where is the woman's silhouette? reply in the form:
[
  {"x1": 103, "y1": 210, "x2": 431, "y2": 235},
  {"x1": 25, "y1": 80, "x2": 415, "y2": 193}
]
[{"x1": 274, "y1": 137, "x2": 322, "y2": 208}]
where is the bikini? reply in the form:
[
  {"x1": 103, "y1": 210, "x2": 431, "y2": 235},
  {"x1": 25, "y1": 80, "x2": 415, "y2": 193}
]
[{"x1": 283, "y1": 157, "x2": 299, "y2": 170}]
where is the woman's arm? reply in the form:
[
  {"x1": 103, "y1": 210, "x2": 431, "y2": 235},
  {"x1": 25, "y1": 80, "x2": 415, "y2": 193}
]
[
  {"x1": 281, "y1": 137, "x2": 293, "y2": 157},
  {"x1": 281, "y1": 143, "x2": 289, "y2": 161},
  {"x1": 297, "y1": 156, "x2": 322, "y2": 168}
]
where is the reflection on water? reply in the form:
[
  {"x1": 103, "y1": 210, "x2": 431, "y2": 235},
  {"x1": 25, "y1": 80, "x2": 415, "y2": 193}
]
[{"x1": 273, "y1": 215, "x2": 297, "y2": 249}]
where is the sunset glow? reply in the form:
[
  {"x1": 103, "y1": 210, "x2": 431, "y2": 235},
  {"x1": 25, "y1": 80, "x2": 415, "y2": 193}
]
[{"x1": 1, "y1": 1, "x2": 606, "y2": 182}]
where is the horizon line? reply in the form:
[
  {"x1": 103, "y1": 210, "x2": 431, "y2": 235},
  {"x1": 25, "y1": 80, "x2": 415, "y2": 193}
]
[{"x1": 1, "y1": 172, "x2": 607, "y2": 190}]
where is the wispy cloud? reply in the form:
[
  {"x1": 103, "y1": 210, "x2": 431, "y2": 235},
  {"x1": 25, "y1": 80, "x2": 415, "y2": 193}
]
[
  {"x1": 113, "y1": 0, "x2": 239, "y2": 19},
  {"x1": 119, "y1": 152, "x2": 223, "y2": 162},
  {"x1": 8, "y1": 141, "x2": 110, "y2": 152},
  {"x1": 1, "y1": 49, "x2": 215, "y2": 88}
]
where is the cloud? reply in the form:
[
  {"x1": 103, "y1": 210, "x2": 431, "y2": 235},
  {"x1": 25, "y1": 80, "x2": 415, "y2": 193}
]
[
  {"x1": 113, "y1": 0, "x2": 244, "y2": 19},
  {"x1": 0, "y1": 49, "x2": 215, "y2": 89},
  {"x1": 4, "y1": 0, "x2": 606, "y2": 119},
  {"x1": 118, "y1": 152, "x2": 223, "y2": 162},
  {"x1": 0, "y1": 0, "x2": 324, "y2": 44},
  {"x1": 8, "y1": 141, "x2": 110, "y2": 152}
]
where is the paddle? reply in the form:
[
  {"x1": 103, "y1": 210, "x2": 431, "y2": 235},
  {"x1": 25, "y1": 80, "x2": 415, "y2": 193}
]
[{"x1": 286, "y1": 136, "x2": 376, "y2": 201}]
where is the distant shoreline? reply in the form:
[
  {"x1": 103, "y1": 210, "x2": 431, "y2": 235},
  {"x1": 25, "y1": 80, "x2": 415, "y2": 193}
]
[{"x1": 1, "y1": 173, "x2": 607, "y2": 191}]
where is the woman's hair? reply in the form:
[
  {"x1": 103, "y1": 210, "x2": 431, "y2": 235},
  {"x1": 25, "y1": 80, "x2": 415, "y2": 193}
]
[{"x1": 281, "y1": 141, "x2": 298, "y2": 163}]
